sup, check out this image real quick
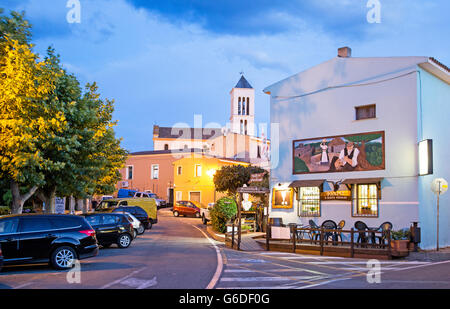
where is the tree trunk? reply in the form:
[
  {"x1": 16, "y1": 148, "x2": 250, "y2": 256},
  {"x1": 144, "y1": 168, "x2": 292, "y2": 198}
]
[
  {"x1": 69, "y1": 196, "x2": 76, "y2": 214},
  {"x1": 10, "y1": 181, "x2": 38, "y2": 214},
  {"x1": 36, "y1": 189, "x2": 57, "y2": 214}
]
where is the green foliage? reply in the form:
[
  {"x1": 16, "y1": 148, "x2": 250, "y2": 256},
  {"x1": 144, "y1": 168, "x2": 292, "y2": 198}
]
[
  {"x1": 0, "y1": 9, "x2": 32, "y2": 44},
  {"x1": 213, "y1": 165, "x2": 269, "y2": 197},
  {"x1": 294, "y1": 157, "x2": 309, "y2": 173},
  {"x1": 391, "y1": 229, "x2": 411, "y2": 240},
  {"x1": 210, "y1": 197, "x2": 237, "y2": 233},
  {"x1": 0, "y1": 206, "x2": 11, "y2": 215},
  {"x1": 365, "y1": 142, "x2": 383, "y2": 166}
]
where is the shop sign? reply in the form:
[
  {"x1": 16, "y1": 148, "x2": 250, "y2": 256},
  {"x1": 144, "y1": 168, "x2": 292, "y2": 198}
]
[
  {"x1": 249, "y1": 173, "x2": 266, "y2": 183},
  {"x1": 55, "y1": 197, "x2": 66, "y2": 214},
  {"x1": 320, "y1": 190, "x2": 352, "y2": 201},
  {"x1": 272, "y1": 188, "x2": 294, "y2": 209}
]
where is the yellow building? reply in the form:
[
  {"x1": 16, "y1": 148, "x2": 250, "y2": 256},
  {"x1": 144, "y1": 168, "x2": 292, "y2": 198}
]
[{"x1": 173, "y1": 153, "x2": 249, "y2": 206}]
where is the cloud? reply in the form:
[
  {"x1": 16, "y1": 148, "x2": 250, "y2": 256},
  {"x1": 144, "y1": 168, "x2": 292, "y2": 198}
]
[{"x1": 1, "y1": 0, "x2": 448, "y2": 152}]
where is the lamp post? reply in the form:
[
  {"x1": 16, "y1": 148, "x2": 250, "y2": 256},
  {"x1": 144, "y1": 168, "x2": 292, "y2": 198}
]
[{"x1": 431, "y1": 178, "x2": 448, "y2": 251}]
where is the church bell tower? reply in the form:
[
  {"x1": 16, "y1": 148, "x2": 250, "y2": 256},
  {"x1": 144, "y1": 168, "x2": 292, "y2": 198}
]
[{"x1": 230, "y1": 75, "x2": 255, "y2": 136}]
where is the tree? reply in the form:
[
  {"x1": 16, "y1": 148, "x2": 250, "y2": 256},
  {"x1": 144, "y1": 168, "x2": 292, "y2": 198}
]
[
  {"x1": 0, "y1": 9, "x2": 32, "y2": 44},
  {"x1": 213, "y1": 165, "x2": 269, "y2": 197},
  {"x1": 35, "y1": 51, "x2": 127, "y2": 213},
  {"x1": 0, "y1": 37, "x2": 61, "y2": 214}
]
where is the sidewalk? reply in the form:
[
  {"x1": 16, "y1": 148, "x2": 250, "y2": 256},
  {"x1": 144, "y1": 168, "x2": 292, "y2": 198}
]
[{"x1": 405, "y1": 247, "x2": 450, "y2": 262}]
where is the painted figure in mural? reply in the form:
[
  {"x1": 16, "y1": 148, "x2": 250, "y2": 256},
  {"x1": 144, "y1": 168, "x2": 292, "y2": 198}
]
[
  {"x1": 320, "y1": 139, "x2": 329, "y2": 165},
  {"x1": 329, "y1": 141, "x2": 359, "y2": 172}
]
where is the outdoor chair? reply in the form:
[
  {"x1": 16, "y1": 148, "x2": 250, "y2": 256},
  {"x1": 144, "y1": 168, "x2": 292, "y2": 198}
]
[
  {"x1": 354, "y1": 221, "x2": 369, "y2": 246},
  {"x1": 335, "y1": 220, "x2": 346, "y2": 243},
  {"x1": 321, "y1": 220, "x2": 338, "y2": 244},
  {"x1": 375, "y1": 222, "x2": 393, "y2": 246},
  {"x1": 306, "y1": 220, "x2": 321, "y2": 243}
]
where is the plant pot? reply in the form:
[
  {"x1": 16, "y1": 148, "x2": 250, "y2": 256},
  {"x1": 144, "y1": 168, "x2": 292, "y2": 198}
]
[{"x1": 391, "y1": 240, "x2": 409, "y2": 256}]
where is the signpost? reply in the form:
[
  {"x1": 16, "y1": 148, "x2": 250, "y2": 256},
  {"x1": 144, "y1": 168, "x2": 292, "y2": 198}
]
[
  {"x1": 431, "y1": 178, "x2": 448, "y2": 251},
  {"x1": 55, "y1": 197, "x2": 66, "y2": 214}
]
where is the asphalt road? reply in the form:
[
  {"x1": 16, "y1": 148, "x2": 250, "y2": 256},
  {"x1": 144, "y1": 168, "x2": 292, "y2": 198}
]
[
  {"x1": 0, "y1": 209, "x2": 218, "y2": 289},
  {"x1": 1, "y1": 209, "x2": 449, "y2": 289}
]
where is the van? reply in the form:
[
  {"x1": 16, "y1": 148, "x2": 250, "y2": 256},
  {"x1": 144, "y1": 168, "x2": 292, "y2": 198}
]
[{"x1": 95, "y1": 198, "x2": 158, "y2": 226}]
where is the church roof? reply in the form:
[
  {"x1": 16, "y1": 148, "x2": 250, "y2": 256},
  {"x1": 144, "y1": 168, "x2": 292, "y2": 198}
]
[
  {"x1": 153, "y1": 126, "x2": 222, "y2": 140},
  {"x1": 235, "y1": 75, "x2": 253, "y2": 89}
]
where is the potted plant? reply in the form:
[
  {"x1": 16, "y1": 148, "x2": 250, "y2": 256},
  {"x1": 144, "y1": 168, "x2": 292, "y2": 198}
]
[{"x1": 390, "y1": 229, "x2": 411, "y2": 255}]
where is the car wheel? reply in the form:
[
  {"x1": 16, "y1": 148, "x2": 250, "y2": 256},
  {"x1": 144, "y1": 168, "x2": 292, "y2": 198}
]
[
  {"x1": 146, "y1": 222, "x2": 153, "y2": 230},
  {"x1": 117, "y1": 233, "x2": 132, "y2": 248},
  {"x1": 137, "y1": 225, "x2": 145, "y2": 235},
  {"x1": 173, "y1": 211, "x2": 179, "y2": 217},
  {"x1": 51, "y1": 246, "x2": 77, "y2": 270}
]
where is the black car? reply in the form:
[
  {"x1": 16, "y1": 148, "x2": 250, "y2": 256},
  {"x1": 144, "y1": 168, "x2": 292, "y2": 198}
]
[
  {"x1": 0, "y1": 214, "x2": 98, "y2": 270},
  {"x1": 0, "y1": 245, "x2": 3, "y2": 272},
  {"x1": 112, "y1": 206, "x2": 152, "y2": 230},
  {"x1": 83, "y1": 213, "x2": 134, "y2": 249}
]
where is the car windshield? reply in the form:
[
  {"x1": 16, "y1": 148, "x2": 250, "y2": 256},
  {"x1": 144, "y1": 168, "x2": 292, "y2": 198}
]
[{"x1": 97, "y1": 200, "x2": 118, "y2": 209}]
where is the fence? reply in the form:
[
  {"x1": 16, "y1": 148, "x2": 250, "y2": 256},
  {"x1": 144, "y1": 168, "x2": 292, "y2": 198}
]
[{"x1": 265, "y1": 224, "x2": 394, "y2": 259}]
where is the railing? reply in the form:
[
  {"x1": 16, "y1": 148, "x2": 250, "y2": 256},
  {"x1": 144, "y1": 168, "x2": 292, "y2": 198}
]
[{"x1": 266, "y1": 224, "x2": 392, "y2": 258}]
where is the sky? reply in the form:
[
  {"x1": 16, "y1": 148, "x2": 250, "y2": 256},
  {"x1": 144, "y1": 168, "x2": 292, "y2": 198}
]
[{"x1": 1, "y1": 0, "x2": 449, "y2": 152}]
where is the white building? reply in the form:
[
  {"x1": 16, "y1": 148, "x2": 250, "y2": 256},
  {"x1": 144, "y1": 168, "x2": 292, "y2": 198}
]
[{"x1": 264, "y1": 47, "x2": 450, "y2": 250}]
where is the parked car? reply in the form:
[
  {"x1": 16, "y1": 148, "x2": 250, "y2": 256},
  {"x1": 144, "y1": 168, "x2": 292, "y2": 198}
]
[
  {"x1": 112, "y1": 206, "x2": 153, "y2": 230},
  {"x1": 0, "y1": 246, "x2": 3, "y2": 272},
  {"x1": 135, "y1": 191, "x2": 167, "y2": 209},
  {"x1": 112, "y1": 210, "x2": 145, "y2": 236},
  {"x1": 200, "y1": 203, "x2": 215, "y2": 225},
  {"x1": 83, "y1": 213, "x2": 134, "y2": 249},
  {"x1": 173, "y1": 201, "x2": 203, "y2": 218},
  {"x1": 117, "y1": 189, "x2": 137, "y2": 199},
  {"x1": 95, "y1": 198, "x2": 157, "y2": 228},
  {"x1": 0, "y1": 214, "x2": 98, "y2": 270}
]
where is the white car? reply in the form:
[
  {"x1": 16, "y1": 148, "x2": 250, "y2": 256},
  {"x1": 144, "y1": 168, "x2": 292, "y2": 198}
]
[
  {"x1": 115, "y1": 211, "x2": 145, "y2": 237},
  {"x1": 200, "y1": 203, "x2": 215, "y2": 225}
]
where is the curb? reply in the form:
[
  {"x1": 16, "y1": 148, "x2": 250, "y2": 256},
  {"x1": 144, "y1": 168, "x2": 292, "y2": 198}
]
[{"x1": 206, "y1": 226, "x2": 226, "y2": 243}]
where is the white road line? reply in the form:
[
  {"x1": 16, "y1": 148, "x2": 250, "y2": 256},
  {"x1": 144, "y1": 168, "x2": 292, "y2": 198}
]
[
  {"x1": 224, "y1": 268, "x2": 319, "y2": 273},
  {"x1": 217, "y1": 286, "x2": 297, "y2": 289},
  {"x1": 291, "y1": 261, "x2": 431, "y2": 265},
  {"x1": 220, "y1": 275, "x2": 324, "y2": 282},
  {"x1": 100, "y1": 267, "x2": 147, "y2": 289},
  {"x1": 13, "y1": 282, "x2": 34, "y2": 289},
  {"x1": 296, "y1": 277, "x2": 352, "y2": 289},
  {"x1": 191, "y1": 225, "x2": 223, "y2": 290}
]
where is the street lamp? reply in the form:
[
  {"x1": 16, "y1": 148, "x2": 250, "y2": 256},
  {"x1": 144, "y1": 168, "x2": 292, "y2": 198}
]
[{"x1": 418, "y1": 139, "x2": 433, "y2": 176}]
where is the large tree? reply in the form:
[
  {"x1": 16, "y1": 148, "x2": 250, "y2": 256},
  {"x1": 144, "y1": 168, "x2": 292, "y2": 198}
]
[
  {"x1": 213, "y1": 165, "x2": 269, "y2": 197},
  {"x1": 0, "y1": 36, "x2": 62, "y2": 214}
]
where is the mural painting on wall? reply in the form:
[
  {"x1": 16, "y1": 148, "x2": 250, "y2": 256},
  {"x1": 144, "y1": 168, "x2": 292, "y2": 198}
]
[{"x1": 293, "y1": 131, "x2": 385, "y2": 174}]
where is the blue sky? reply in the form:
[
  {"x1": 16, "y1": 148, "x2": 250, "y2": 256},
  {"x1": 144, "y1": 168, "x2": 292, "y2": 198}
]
[{"x1": 1, "y1": 0, "x2": 449, "y2": 152}]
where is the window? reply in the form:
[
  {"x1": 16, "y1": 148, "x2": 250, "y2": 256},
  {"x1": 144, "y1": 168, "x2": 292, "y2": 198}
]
[
  {"x1": 51, "y1": 217, "x2": 82, "y2": 229},
  {"x1": 176, "y1": 191, "x2": 182, "y2": 202},
  {"x1": 102, "y1": 215, "x2": 118, "y2": 225},
  {"x1": 352, "y1": 184, "x2": 379, "y2": 217},
  {"x1": 257, "y1": 145, "x2": 261, "y2": 159},
  {"x1": 164, "y1": 144, "x2": 169, "y2": 150},
  {"x1": 135, "y1": 192, "x2": 142, "y2": 197},
  {"x1": 177, "y1": 166, "x2": 182, "y2": 175},
  {"x1": 298, "y1": 187, "x2": 321, "y2": 217},
  {"x1": 85, "y1": 215, "x2": 102, "y2": 226},
  {"x1": 242, "y1": 100, "x2": 246, "y2": 115},
  {"x1": 247, "y1": 97, "x2": 250, "y2": 115},
  {"x1": 127, "y1": 166, "x2": 133, "y2": 180},
  {"x1": 195, "y1": 164, "x2": 202, "y2": 177},
  {"x1": 151, "y1": 164, "x2": 159, "y2": 179},
  {"x1": 20, "y1": 218, "x2": 53, "y2": 233},
  {"x1": 190, "y1": 192, "x2": 201, "y2": 203},
  {"x1": 238, "y1": 97, "x2": 241, "y2": 115},
  {"x1": 355, "y1": 104, "x2": 376, "y2": 120},
  {"x1": 0, "y1": 218, "x2": 19, "y2": 234},
  {"x1": 244, "y1": 120, "x2": 248, "y2": 135}
]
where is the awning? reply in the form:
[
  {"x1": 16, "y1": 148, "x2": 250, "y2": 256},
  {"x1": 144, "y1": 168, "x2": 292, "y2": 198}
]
[
  {"x1": 289, "y1": 179, "x2": 326, "y2": 188},
  {"x1": 341, "y1": 178, "x2": 384, "y2": 185}
]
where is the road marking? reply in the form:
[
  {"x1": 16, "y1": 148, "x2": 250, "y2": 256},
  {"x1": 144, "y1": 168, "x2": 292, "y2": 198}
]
[
  {"x1": 13, "y1": 282, "x2": 34, "y2": 289},
  {"x1": 191, "y1": 225, "x2": 223, "y2": 290},
  {"x1": 220, "y1": 275, "x2": 324, "y2": 282},
  {"x1": 217, "y1": 286, "x2": 297, "y2": 289},
  {"x1": 296, "y1": 261, "x2": 431, "y2": 265},
  {"x1": 100, "y1": 267, "x2": 147, "y2": 289},
  {"x1": 120, "y1": 277, "x2": 158, "y2": 289}
]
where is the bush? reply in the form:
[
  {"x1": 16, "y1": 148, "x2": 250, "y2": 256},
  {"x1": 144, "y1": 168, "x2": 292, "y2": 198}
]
[
  {"x1": 391, "y1": 229, "x2": 411, "y2": 240},
  {"x1": 0, "y1": 206, "x2": 11, "y2": 216},
  {"x1": 210, "y1": 197, "x2": 237, "y2": 233}
]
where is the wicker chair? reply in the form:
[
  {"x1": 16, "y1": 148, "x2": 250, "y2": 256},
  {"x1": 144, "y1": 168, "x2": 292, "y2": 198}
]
[
  {"x1": 354, "y1": 221, "x2": 369, "y2": 246},
  {"x1": 321, "y1": 220, "x2": 338, "y2": 244},
  {"x1": 376, "y1": 222, "x2": 393, "y2": 246}
]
